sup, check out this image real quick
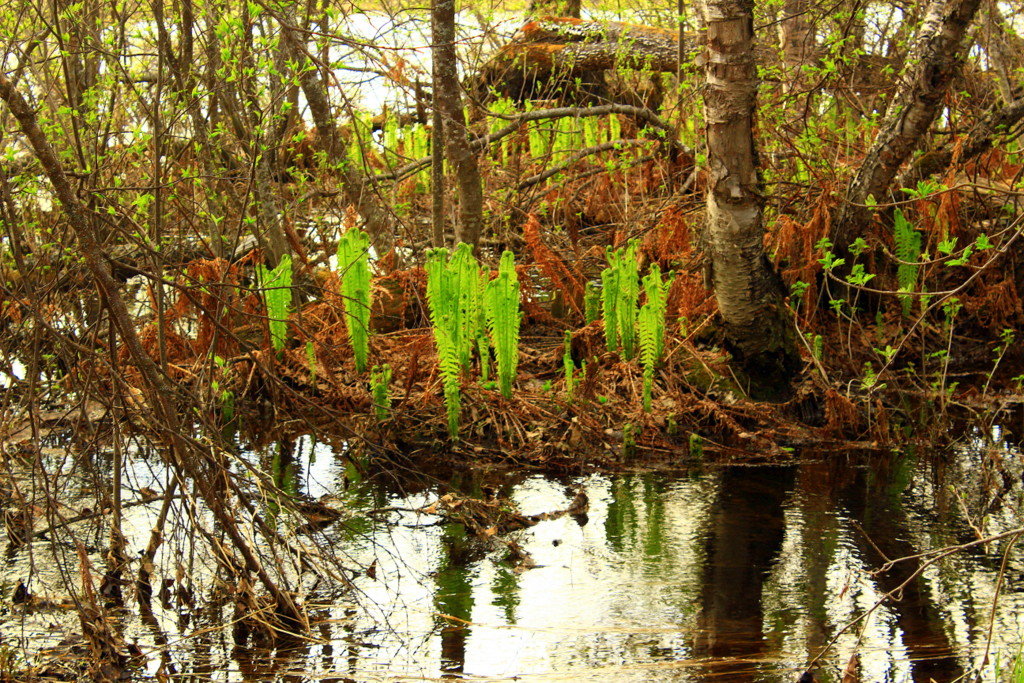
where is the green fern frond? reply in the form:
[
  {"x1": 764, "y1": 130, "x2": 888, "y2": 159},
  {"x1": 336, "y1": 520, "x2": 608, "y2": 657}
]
[
  {"x1": 604, "y1": 240, "x2": 640, "y2": 358},
  {"x1": 608, "y1": 114, "x2": 621, "y2": 144},
  {"x1": 639, "y1": 304, "x2": 658, "y2": 412},
  {"x1": 583, "y1": 115, "x2": 599, "y2": 149},
  {"x1": 485, "y1": 250, "x2": 521, "y2": 400},
  {"x1": 478, "y1": 335, "x2": 491, "y2": 383},
  {"x1": 348, "y1": 111, "x2": 372, "y2": 168},
  {"x1": 563, "y1": 330, "x2": 575, "y2": 399},
  {"x1": 426, "y1": 244, "x2": 488, "y2": 436},
  {"x1": 642, "y1": 264, "x2": 675, "y2": 361},
  {"x1": 638, "y1": 264, "x2": 674, "y2": 412},
  {"x1": 601, "y1": 267, "x2": 619, "y2": 351},
  {"x1": 370, "y1": 363, "x2": 392, "y2": 420},
  {"x1": 255, "y1": 253, "x2": 292, "y2": 353},
  {"x1": 893, "y1": 209, "x2": 922, "y2": 317},
  {"x1": 337, "y1": 229, "x2": 372, "y2": 372}
]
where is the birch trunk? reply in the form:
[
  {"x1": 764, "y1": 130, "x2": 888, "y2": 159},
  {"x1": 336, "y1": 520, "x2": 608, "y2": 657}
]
[{"x1": 702, "y1": 0, "x2": 798, "y2": 390}]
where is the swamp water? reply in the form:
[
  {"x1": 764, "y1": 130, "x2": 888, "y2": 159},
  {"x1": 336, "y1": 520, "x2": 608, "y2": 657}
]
[{"x1": 3, "y1": 432, "x2": 1024, "y2": 682}]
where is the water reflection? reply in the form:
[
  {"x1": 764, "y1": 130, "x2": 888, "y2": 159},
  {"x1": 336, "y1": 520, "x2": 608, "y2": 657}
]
[
  {"x1": 692, "y1": 466, "x2": 794, "y2": 680},
  {"x1": 325, "y1": 449, "x2": 1022, "y2": 681},
  {"x1": 5, "y1": 435, "x2": 1024, "y2": 681},
  {"x1": 839, "y1": 456, "x2": 963, "y2": 682}
]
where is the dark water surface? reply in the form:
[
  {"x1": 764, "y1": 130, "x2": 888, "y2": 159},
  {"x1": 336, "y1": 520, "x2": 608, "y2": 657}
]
[{"x1": 4, "y1": 432, "x2": 1024, "y2": 681}]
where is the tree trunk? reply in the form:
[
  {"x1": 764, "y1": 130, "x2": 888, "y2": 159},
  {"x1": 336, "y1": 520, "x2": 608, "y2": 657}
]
[
  {"x1": 983, "y1": 0, "x2": 1024, "y2": 105},
  {"x1": 702, "y1": 0, "x2": 799, "y2": 394},
  {"x1": 275, "y1": 7, "x2": 394, "y2": 252},
  {"x1": 249, "y1": 7, "x2": 291, "y2": 267},
  {"x1": 901, "y1": 95, "x2": 1024, "y2": 187},
  {"x1": 432, "y1": 0, "x2": 484, "y2": 248},
  {"x1": 777, "y1": 0, "x2": 818, "y2": 91},
  {"x1": 474, "y1": 16, "x2": 903, "y2": 106},
  {"x1": 0, "y1": 72, "x2": 306, "y2": 633},
  {"x1": 831, "y1": 0, "x2": 983, "y2": 253}
]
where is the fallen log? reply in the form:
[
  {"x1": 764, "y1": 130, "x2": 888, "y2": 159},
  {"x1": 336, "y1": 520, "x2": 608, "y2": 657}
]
[
  {"x1": 474, "y1": 16, "x2": 954, "y2": 107},
  {"x1": 475, "y1": 17, "x2": 686, "y2": 105}
]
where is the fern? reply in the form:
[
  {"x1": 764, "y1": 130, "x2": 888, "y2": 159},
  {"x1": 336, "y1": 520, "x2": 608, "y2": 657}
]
[
  {"x1": 893, "y1": 209, "x2": 922, "y2": 317},
  {"x1": 426, "y1": 244, "x2": 487, "y2": 436},
  {"x1": 601, "y1": 266, "x2": 619, "y2": 351},
  {"x1": 337, "y1": 228, "x2": 372, "y2": 372},
  {"x1": 608, "y1": 114, "x2": 621, "y2": 144},
  {"x1": 255, "y1": 253, "x2": 292, "y2": 353},
  {"x1": 490, "y1": 97, "x2": 514, "y2": 162},
  {"x1": 638, "y1": 264, "x2": 674, "y2": 412},
  {"x1": 485, "y1": 250, "x2": 521, "y2": 400},
  {"x1": 553, "y1": 116, "x2": 577, "y2": 164},
  {"x1": 604, "y1": 240, "x2": 640, "y2": 358},
  {"x1": 527, "y1": 104, "x2": 548, "y2": 161},
  {"x1": 562, "y1": 330, "x2": 576, "y2": 399},
  {"x1": 643, "y1": 264, "x2": 674, "y2": 361},
  {"x1": 370, "y1": 363, "x2": 392, "y2": 420},
  {"x1": 348, "y1": 111, "x2": 372, "y2": 168},
  {"x1": 583, "y1": 115, "x2": 599, "y2": 149},
  {"x1": 407, "y1": 123, "x2": 431, "y2": 188},
  {"x1": 426, "y1": 249, "x2": 462, "y2": 437},
  {"x1": 478, "y1": 335, "x2": 491, "y2": 383}
]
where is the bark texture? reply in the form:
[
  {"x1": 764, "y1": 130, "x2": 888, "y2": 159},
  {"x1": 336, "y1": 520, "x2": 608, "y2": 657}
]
[
  {"x1": 702, "y1": 0, "x2": 798, "y2": 391},
  {"x1": 433, "y1": 0, "x2": 485, "y2": 247},
  {"x1": 478, "y1": 18, "x2": 685, "y2": 90},
  {"x1": 831, "y1": 0, "x2": 984, "y2": 251},
  {"x1": 777, "y1": 0, "x2": 818, "y2": 90}
]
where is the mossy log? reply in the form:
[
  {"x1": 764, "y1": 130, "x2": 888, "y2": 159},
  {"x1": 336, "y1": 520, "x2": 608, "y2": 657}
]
[
  {"x1": 475, "y1": 16, "x2": 957, "y2": 106},
  {"x1": 475, "y1": 17, "x2": 686, "y2": 104}
]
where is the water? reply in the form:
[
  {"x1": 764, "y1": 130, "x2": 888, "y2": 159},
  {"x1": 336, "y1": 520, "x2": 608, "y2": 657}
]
[{"x1": 4, "y1": 432, "x2": 1024, "y2": 681}]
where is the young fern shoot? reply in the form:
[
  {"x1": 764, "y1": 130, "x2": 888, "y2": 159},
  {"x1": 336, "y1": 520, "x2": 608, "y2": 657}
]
[
  {"x1": 893, "y1": 209, "x2": 922, "y2": 317},
  {"x1": 370, "y1": 363, "x2": 392, "y2": 420},
  {"x1": 338, "y1": 229, "x2": 372, "y2": 372},
  {"x1": 601, "y1": 239, "x2": 641, "y2": 357},
  {"x1": 601, "y1": 266, "x2": 620, "y2": 351},
  {"x1": 639, "y1": 264, "x2": 675, "y2": 411},
  {"x1": 256, "y1": 253, "x2": 293, "y2": 353},
  {"x1": 485, "y1": 251, "x2": 521, "y2": 400},
  {"x1": 426, "y1": 244, "x2": 485, "y2": 437}
]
